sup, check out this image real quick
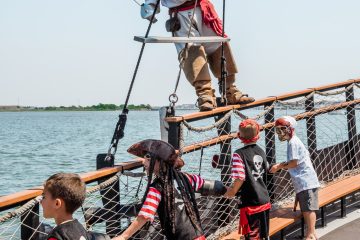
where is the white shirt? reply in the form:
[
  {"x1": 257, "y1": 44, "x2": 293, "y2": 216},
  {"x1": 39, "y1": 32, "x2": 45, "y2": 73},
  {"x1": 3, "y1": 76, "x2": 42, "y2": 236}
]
[{"x1": 287, "y1": 135, "x2": 320, "y2": 193}]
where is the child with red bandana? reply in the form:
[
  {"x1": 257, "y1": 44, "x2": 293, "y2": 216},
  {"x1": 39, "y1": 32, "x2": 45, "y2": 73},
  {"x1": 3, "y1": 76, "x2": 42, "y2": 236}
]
[{"x1": 225, "y1": 119, "x2": 271, "y2": 240}]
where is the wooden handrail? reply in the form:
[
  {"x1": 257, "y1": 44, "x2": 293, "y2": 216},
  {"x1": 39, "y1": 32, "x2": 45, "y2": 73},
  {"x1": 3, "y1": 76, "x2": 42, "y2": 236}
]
[
  {"x1": 182, "y1": 133, "x2": 237, "y2": 154},
  {"x1": 0, "y1": 160, "x2": 143, "y2": 211},
  {"x1": 181, "y1": 98, "x2": 360, "y2": 154},
  {"x1": 166, "y1": 79, "x2": 360, "y2": 123}
]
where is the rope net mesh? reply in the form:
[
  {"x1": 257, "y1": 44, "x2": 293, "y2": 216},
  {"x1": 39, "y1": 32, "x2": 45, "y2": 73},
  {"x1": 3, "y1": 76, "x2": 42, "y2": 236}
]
[{"x1": 1, "y1": 84, "x2": 360, "y2": 239}]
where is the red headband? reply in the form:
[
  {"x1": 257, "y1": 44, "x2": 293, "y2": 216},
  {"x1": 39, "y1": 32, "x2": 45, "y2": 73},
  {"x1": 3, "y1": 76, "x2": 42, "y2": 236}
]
[
  {"x1": 275, "y1": 118, "x2": 291, "y2": 127},
  {"x1": 238, "y1": 119, "x2": 260, "y2": 144}
]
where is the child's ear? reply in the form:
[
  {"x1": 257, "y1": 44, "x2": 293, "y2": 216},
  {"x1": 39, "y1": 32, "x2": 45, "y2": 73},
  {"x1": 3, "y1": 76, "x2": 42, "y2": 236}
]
[{"x1": 54, "y1": 198, "x2": 62, "y2": 209}]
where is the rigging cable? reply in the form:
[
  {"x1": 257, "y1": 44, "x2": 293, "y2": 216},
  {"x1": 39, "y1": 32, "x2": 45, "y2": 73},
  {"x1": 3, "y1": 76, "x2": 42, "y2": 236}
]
[
  {"x1": 219, "y1": 0, "x2": 227, "y2": 105},
  {"x1": 167, "y1": 0, "x2": 200, "y2": 115},
  {"x1": 199, "y1": 147, "x2": 204, "y2": 176},
  {"x1": 131, "y1": 0, "x2": 142, "y2": 6},
  {"x1": 106, "y1": 0, "x2": 161, "y2": 159}
]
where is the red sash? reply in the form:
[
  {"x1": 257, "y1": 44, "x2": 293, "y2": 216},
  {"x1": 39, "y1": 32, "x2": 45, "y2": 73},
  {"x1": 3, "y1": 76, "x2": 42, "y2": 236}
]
[
  {"x1": 193, "y1": 235, "x2": 206, "y2": 240},
  {"x1": 170, "y1": 0, "x2": 227, "y2": 37},
  {"x1": 238, "y1": 202, "x2": 271, "y2": 235}
]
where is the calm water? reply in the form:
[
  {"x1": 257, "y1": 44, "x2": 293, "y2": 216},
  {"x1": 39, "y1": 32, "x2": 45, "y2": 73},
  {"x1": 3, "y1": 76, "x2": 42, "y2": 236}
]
[
  {"x1": 0, "y1": 111, "x2": 164, "y2": 196},
  {"x1": 0, "y1": 109, "x2": 354, "y2": 196}
]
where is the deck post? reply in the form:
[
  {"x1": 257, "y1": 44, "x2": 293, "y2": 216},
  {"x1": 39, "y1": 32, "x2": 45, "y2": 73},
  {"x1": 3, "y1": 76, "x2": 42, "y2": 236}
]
[
  {"x1": 216, "y1": 99, "x2": 233, "y2": 225},
  {"x1": 280, "y1": 229, "x2": 286, "y2": 240},
  {"x1": 301, "y1": 217, "x2": 305, "y2": 238},
  {"x1": 305, "y1": 94, "x2": 317, "y2": 161},
  {"x1": 264, "y1": 102, "x2": 276, "y2": 200},
  {"x1": 215, "y1": 113, "x2": 232, "y2": 185},
  {"x1": 346, "y1": 85, "x2": 357, "y2": 170},
  {"x1": 321, "y1": 206, "x2": 327, "y2": 227},
  {"x1": 166, "y1": 107, "x2": 181, "y2": 149},
  {"x1": 168, "y1": 122, "x2": 180, "y2": 149},
  {"x1": 341, "y1": 196, "x2": 347, "y2": 218},
  {"x1": 96, "y1": 154, "x2": 121, "y2": 237},
  {"x1": 21, "y1": 202, "x2": 39, "y2": 240}
]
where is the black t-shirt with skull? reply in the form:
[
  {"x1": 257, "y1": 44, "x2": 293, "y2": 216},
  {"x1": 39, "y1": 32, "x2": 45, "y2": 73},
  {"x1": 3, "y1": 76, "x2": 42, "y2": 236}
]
[{"x1": 235, "y1": 144, "x2": 270, "y2": 208}]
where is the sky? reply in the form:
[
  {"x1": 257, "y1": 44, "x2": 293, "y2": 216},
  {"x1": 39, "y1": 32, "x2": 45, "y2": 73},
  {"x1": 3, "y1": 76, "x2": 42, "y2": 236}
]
[{"x1": 1, "y1": 0, "x2": 360, "y2": 107}]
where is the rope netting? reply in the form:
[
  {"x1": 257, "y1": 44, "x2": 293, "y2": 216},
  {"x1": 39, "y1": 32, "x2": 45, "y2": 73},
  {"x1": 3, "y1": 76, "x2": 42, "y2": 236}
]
[
  {"x1": 177, "y1": 84, "x2": 360, "y2": 238},
  {"x1": 1, "y1": 84, "x2": 360, "y2": 239},
  {"x1": 0, "y1": 170, "x2": 165, "y2": 239}
]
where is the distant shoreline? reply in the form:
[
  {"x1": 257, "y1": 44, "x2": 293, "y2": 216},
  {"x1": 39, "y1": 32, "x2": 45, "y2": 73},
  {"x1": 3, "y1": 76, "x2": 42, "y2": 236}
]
[
  {"x1": 0, "y1": 103, "x2": 151, "y2": 112},
  {"x1": 0, "y1": 103, "x2": 199, "y2": 112}
]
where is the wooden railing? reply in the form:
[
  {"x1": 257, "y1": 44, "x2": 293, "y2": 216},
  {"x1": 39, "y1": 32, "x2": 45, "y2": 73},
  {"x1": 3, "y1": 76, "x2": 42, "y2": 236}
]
[
  {"x1": 165, "y1": 79, "x2": 360, "y2": 123},
  {"x1": 181, "y1": 98, "x2": 360, "y2": 154},
  {"x1": 0, "y1": 160, "x2": 142, "y2": 212}
]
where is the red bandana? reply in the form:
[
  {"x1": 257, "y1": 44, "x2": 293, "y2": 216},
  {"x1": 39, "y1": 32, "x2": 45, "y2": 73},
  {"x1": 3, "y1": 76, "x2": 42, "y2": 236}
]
[{"x1": 238, "y1": 119, "x2": 260, "y2": 144}]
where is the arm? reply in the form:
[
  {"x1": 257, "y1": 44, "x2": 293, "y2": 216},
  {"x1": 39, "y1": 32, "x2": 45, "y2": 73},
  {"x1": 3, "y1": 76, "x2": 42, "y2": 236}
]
[
  {"x1": 112, "y1": 216, "x2": 148, "y2": 240},
  {"x1": 184, "y1": 173, "x2": 227, "y2": 196},
  {"x1": 269, "y1": 160, "x2": 298, "y2": 173},
  {"x1": 141, "y1": 0, "x2": 161, "y2": 22},
  {"x1": 283, "y1": 159, "x2": 298, "y2": 169},
  {"x1": 224, "y1": 179, "x2": 244, "y2": 198},
  {"x1": 224, "y1": 153, "x2": 245, "y2": 198},
  {"x1": 113, "y1": 187, "x2": 161, "y2": 240},
  {"x1": 271, "y1": 137, "x2": 303, "y2": 173}
]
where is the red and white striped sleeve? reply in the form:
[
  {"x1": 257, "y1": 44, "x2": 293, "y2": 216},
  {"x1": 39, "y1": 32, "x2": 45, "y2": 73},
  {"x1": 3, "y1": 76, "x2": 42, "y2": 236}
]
[
  {"x1": 138, "y1": 187, "x2": 161, "y2": 222},
  {"x1": 231, "y1": 153, "x2": 245, "y2": 181},
  {"x1": 185, "y1": 173, "x2": 205, "y2": 191}
]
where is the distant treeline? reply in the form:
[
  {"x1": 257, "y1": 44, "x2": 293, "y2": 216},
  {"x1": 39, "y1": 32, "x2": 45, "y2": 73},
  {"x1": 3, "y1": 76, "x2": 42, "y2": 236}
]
[{"x1": 0, "y1": 103, "x2": 152, "y2": 112}]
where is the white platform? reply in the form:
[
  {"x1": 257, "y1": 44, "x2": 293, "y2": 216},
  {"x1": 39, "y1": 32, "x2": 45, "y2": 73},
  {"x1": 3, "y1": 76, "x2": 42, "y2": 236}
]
[{"x1": 134, "y1": 36, "x2": 230, "y2": 44}]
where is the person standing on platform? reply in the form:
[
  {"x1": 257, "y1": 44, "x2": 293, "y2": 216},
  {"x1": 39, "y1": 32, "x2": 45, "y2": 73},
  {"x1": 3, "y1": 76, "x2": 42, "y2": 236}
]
[{"x1": 141, "y1": 0, "x2": 255, "y2": 111}]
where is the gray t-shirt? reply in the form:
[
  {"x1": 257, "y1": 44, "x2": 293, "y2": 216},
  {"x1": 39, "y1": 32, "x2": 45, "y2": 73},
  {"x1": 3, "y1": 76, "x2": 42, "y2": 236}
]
[{"x1": 287, "y1": 135, "x2": 320, "y2": 193}]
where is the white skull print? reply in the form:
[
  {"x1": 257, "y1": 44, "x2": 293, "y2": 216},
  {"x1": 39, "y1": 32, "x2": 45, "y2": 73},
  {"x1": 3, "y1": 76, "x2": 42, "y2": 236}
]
[{"x1": 252, "y1": 155, "x2": 264, "y2": 181}]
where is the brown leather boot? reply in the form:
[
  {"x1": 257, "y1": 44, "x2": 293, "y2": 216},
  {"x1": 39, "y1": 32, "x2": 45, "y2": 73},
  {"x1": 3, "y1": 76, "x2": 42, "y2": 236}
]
[
  {"x1": 194, "y1": 80, "x2": 217, "y2": 111},
  {"x1": 182, "y1": 45, "x2": 217, "y2": 111},
  {"x1": 225, "y1": 75, "x2": 255, "y2": 105}
]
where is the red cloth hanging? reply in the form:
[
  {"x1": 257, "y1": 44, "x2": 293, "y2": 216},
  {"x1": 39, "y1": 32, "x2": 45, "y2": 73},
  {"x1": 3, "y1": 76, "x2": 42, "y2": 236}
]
[
  {"x1": 199, "y1": 0, "x2": 227, "y2": 37},
  {"x1": 170, "y1": 0, "x2": 227, "y2": 37}
]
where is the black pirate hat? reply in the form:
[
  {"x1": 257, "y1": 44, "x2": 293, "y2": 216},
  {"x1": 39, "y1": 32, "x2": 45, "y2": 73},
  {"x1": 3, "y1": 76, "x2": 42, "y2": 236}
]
[{"x1": 127, "y1": 139, "x2": 178, "y2": 166}]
